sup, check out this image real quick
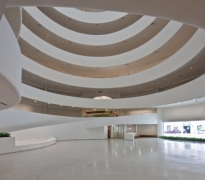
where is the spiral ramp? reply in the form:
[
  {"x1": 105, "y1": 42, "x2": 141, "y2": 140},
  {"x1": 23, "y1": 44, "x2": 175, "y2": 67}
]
[{"x1": 1, "y1": 1, "x2": 205, "y2": 154}]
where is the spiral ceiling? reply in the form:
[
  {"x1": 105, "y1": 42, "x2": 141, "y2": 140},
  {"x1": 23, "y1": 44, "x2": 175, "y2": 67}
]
[{"x1": 1, "y1": 0, "x2": 205, "y2": 110}]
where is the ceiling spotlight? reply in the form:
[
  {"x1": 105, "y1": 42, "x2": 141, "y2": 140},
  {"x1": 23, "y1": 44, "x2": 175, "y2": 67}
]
[
  {"x1": 34, "y1": 101, "x2": 37, "y2": 102},
  {"x1": 194, "y1": 99, "x2": 197, "y2": 102},
  {"x1": 106, "y1": 109, "x2": 108, "y2": 111},
  {"x1": 94, "y1": 109, "x2": 96, "y2": 111},
  {"x1": 178, "y1": 102, "x2": 181, "y2": 104},
  {"x1": 60, "y1": 105, "x2": 62, "y2": 106},
  {"x1": 190, "y1": 66, "x2": 193, "y2": 69},
  {"x1": 48, "y1": 103, "x2": 50, "y2": 104},
  {"x1": 72, "y1": 106, "x2": 74, "y2": 107}
]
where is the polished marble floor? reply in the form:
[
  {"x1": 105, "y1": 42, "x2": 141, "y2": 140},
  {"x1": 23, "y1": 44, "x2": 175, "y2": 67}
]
[{"x1": 0, "y1": 138, "x2": 205, "y2": 180}]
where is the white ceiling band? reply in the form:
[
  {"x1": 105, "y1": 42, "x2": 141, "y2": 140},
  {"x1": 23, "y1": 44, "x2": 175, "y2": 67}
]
[
  {"x1": 22, "y1": 28, "x2": 205, "y2": 89},
  {"x1": 20, "y1": 21, "x2": 182, "y2": 68},
  {"x1": 23, "y1": 7, "x2": 155, "y2": 46},
  {"x1": 22, "y1": 74, "x2": 205, "y2": 109},
  {"x1": 54, "y1": 7, "x2": 127, "y2": 24}
]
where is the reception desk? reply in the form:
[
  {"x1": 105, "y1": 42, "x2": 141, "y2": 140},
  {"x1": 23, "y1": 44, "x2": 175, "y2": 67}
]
[{"x1": 124, "y1": 133, "x2": 135, "y2": 141}]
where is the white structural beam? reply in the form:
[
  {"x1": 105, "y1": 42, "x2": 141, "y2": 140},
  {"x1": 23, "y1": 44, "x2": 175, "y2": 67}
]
[{"x1": 6, "y1": 0, "x2": 205, "y2": 29}]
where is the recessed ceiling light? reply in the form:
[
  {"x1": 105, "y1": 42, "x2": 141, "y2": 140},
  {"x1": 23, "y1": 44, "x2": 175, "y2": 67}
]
[
  {"x1": 178, "y1": 102, "x2": 181, "y2": 104},
  {"x1": 45, "y1": 81, "x2": 46, "y2": 82},
  {"x1": 94, "y1": 109, "x2": 96, "y2": 111},
  {"x1": 48, "y1": 103, "x2": 50, "y2": 104},
  {"x1": 151, "y1": 22, "x2": 156, "y2": 26},
  {"x1": 60, "y1": 105, "x2": 62, "y2": 106},
  {"x1": 190, "y1": 66, "x2": 193, "y2": 69},
  {"x1": 106, "y1": 109, "x2": 108, "y2": 111},
  {"x1": 34, "y1": 101, "x2": 37, "y2": 102},
  {"x1": 164, "y1": 79, "x2": 166, "y2": 81},
  {"x1": 46, "y1": 35, "x2": 49, "y2": 38},
  {"x1": 72, "y1": 106, "x2": 74, "y2": 107},
  {"x1": 194, "y1": 99, "x2": 197, "y2": 102}
]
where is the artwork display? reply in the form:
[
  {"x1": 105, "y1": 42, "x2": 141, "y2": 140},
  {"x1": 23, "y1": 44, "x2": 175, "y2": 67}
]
[{"x1": 164, "y1": 120, "x2": 205, "y2": 138}]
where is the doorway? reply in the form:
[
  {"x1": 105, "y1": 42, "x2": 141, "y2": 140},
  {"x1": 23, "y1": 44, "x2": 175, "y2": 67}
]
[{"x1": 113, "y1": 125, "x2": 124, "y2": 139}]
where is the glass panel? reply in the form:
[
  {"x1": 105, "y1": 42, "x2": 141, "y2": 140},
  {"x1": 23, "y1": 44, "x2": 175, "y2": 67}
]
[{"x1": 113, "y1": 125, "x2": 124, "y2": 139}]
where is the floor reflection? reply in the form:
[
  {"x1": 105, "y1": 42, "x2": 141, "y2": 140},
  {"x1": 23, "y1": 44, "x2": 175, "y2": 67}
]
[{"x1": 0, "y1": 138, "x2": 204, "y2": 180}]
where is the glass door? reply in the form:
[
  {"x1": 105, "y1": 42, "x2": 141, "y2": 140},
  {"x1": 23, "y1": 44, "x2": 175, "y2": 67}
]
[{"x1": 113, "y1": 125, "x2": 124, "y2": 138}]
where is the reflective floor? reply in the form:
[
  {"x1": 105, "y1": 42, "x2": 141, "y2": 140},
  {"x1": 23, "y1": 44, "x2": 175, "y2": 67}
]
[{"x1": 0, "y1": 138, "x2": 205, "y2": 180}]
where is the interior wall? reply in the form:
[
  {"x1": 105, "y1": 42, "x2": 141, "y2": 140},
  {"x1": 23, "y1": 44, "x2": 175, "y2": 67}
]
[
  {"x1": 137, "y1": 124, "x2": 158, "y2": 136},
  {"x1": 14, "y1": 102, "x2": 82, "y2": 117},
  {"x1": 161, "y1": 103, "x2": 205, "y2": 121},
  {"x1": 47, "y1": 107, "x2": 82, "y2": 117},
  {"x1": 119, "y1": 108, "x2": 157, "y2": 116},
  {"x1": 14, "y1": 103, "x2": 44, "y2": 113}
]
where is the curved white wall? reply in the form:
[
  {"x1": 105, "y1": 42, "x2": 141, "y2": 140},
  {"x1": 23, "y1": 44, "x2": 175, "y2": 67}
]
[
  {"x1": 0, "y1": 108, "x2": 157, "y2": 141},
  {"x1": 21, "y1": 21, "x2": 182, "y2": 68},
  {"x1": 54, "y1": 7, "x2": 127, "y2": 24},
  {"x1": 7, "y1": 0, "x2": 205, "y2": 29},
  {"x1": 22, "y1": 73, "x2": 205, "y2": 109},
  {"x1": 23, "y1": 28, "x2": 205, "y2": 89},
  {"x1": 0, "y1": 16, "x2": 22, "y2": 110},
  {"x1": 23, "y1": 7, "x2": 155, "y2": 46}
]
